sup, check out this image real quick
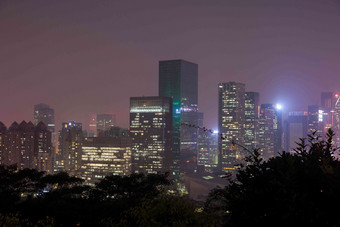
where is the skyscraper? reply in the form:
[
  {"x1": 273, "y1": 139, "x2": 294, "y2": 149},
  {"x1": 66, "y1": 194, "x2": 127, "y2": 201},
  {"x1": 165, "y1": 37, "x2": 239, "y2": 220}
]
[
  {"x1": 34, "y1": 122, "x2": 54, "y2": 173},
  {"x1": 33, "y1": 103, "x2": 55, "y2": 133},
  {"x1": 81, "y1": 137, "x2": 131, "y2": 186},
  {"x1": 284, "y1": 112, "x2": 308, "y2": 152},
  {"x1": 57, "y1": 121, "x2": 83, "y2": 175},
  {"x1": 320, "y1": 92, "x2": 337, "y2": 134},
  {"x1": 159, "y1": 59, "x2": 198, "y2": 177},
  {"x1": 180, "y1": 111, "x2": 203, "y2": 173},
  {"x1": 0, "y1": 122, "x2": 6, "y2": 164},
  {"x1": 244, "y1": 92, "x2": 260, "y2": 151},
  {"x1": 258, "y1": 104, "x2": 283, "y2": 160},
  {"x1": 197, "y1": 130, "x2": 218, "y2": 173},
  {"x1": 130, "y1": 96, "x2": 172, "y2": 174},
  {"x1": 308, "y1": 105, "x2": 321, "y2": 134},
  {"x1": 96, "y1": 114, "x2": 116, "y2": 135},
  {"x1": 218, "y1": 82, "x2": 245, "y2": 174}
]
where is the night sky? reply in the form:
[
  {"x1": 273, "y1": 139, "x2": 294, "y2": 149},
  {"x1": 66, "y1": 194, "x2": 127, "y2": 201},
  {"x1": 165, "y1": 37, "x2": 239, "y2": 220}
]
[{"x1": 1, "y1": 0, "x2": 340, "y2": 131}]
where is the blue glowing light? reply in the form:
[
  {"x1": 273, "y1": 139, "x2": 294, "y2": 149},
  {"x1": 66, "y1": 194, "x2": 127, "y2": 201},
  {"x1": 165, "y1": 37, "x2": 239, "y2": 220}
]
[{"x1": 276, "y1": 104, "x2": 282, "y2": 110}]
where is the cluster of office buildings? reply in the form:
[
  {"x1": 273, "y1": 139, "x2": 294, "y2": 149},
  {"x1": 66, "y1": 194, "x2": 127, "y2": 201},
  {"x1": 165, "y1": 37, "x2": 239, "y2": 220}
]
[{"x1": 1, "y1": 59, "x2": 339, "y2": 187}]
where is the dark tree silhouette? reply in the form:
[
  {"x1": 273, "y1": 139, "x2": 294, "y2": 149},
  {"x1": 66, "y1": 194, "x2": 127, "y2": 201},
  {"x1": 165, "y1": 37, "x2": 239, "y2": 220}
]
[{"x1": 205, "y1": 129, "x2": 340, "y2": 227}]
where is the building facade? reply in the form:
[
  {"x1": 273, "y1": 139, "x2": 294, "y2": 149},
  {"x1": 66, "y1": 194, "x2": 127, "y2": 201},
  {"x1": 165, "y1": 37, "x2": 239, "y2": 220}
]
[
  {"x1": 197, "y1": 130, "x2": 218, "y2": 173},
  {"x1": 0, "y1": 121, "x2": 53, "y2": 173},
  {"x1": 258, "y1": 104, "x2": 283, "y2": 160},
  {"x1": 81, "y1": 137, "x2": 131, "y2": 186},
  {"x1": 130, "y1": 96, "x2": 173, "y2": 174},
  {"x1": 57, "y1": 121, "x2": 83, "y2": 175},
  {"x1": 96, "y1": 114, "x2": 116, "y2": 135},
  {"x1": 284, "y1": 112, "x2": 308, "y2": 152},
  {"x1": 244, "y1": 92, "x2": 260, "y2": 151},
  {"x1": 33, "y1": 103, "x2": 55, "y2": 133},
  {"x1": 159, "y1": 59, "x2": 198, "y2": 178},
  {"x1": 218, "y1": 82, "x2": 245, "y2": 174}
]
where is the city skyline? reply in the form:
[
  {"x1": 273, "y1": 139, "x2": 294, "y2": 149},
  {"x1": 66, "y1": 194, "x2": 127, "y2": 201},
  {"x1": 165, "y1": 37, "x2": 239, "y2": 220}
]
[{"x1": 1, "y1": 0, "x2": 340, "y2": 131}]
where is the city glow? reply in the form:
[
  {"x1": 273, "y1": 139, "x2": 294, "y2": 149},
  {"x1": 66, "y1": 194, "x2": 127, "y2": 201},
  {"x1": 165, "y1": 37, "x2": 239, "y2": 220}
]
[{"x1": 213, "y1": 130, "x2": 219, "y2": 134}]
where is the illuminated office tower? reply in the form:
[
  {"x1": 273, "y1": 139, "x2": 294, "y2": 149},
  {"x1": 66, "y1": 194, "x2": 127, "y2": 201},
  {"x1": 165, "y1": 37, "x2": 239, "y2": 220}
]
[
  {"x1": 96, "y1": 114, "x2": 116, "y2": 136},
  {"x1": 130, "y1": 96, "x2": 172, "y2": 174},
  {"x1": 244, "y1": 92, "x2": 260, "y2": 151},
  {"x1": 258, "y1": 104, "x2": 283, "y2": 160},
  {"x1": 0, "y1": 122, "x2": 6, "y2": 164},
  {"x1": 197, "y1": 130, "x2": 218, "y2": 173},
  {"x1": 218, "y1": 82, "x2": 245, "y2": 174},
  {"x1": 81, "y1": 137, "x2": 131, "y2": 186},
  {"x1": 284, "y1": 112, "x2": 308, "y2": 152},
  {"x1": 2, "y1": 121, "x2": 52, "y2": 172},
  {"x1": 57, "y1": 121, "x2": 83, "y2": 175},
  {"x1": 159, "y1": 59, "x2": 198, "y2": 178}
]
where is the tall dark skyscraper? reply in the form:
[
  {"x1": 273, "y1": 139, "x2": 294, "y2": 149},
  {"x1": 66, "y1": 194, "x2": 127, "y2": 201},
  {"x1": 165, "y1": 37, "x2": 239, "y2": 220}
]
[
  {"x1": 33, "y1": 103, "x2": 55, "y2": 133},
  {"x1": 284, "y1": 112, "x2": 308, "y2": 152},
  {"x1": 244, "y1": 92, "x2": 260, "y2": 151},
  {"x1": 258, "y1": 104, "x2": 283, "y2": 160},
  {"x1": 218, "y1": 82, "x2": 245, "y2": 174},
  {"x1": 159, "y1": 59, "x2": 198, "y2": 178},
  {"x1": 130, "y1": 96, "x2": 173, "y2": 174}
]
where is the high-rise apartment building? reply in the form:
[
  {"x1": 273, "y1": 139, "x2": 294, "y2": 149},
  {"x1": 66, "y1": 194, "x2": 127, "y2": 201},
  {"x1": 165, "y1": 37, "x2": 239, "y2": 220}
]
[
  {"x1": 96, "y1": 114, "x2": 116, "y2": 135},
  {"x1": 1, "y1": 121, "x2": 53, "y2": 173},
  {"x1": 284, "y1": 112, "x2": 308, "y2": 152},
  {"x1": 57, "y1": 121, "x2": 83, "y2": 175},
  {"x1": 130, "y1": 96, "x2": 172, "y2": 174},
  {"x1": 81, "y1": 137, "x2": 131, "y2": 186},
  {"x1": 258, "y1": 104, "x2": 283, "y2": 160},
  {"x1": 4, "y1": 121, "x2": 35, "y2": 169},
  {"x1": 218, "y1": 82, "x2": 245, "y2": 173},
  {"x1": 159, "y1": 59, "x2": 198, "y2": 177},
  {"x1": 244, "y1": 92, "x2": 260, "y2": 151}
]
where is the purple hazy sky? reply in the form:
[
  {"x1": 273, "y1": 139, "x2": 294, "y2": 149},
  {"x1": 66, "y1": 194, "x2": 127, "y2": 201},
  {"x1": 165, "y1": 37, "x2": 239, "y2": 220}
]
[{"x1": 1, "y1": 0, "x2": 340, "y2": 131}]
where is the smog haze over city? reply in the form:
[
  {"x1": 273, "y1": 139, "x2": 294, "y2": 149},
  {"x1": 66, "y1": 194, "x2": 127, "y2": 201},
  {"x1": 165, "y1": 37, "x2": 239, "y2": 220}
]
[{"x1": 1, "y1": 0, "x2": 340, "y2": 130}]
